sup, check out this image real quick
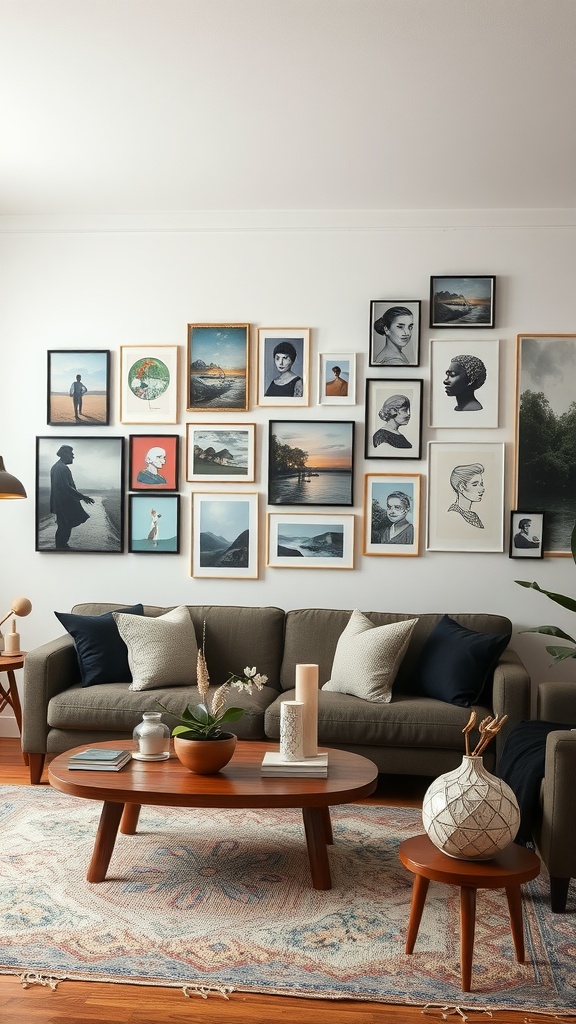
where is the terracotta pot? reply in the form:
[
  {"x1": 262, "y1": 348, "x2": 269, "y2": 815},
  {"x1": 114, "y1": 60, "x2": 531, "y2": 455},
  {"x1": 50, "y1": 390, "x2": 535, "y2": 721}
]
[{"x1": 173, "y1": 732, "x2": 237, "y2": 775}]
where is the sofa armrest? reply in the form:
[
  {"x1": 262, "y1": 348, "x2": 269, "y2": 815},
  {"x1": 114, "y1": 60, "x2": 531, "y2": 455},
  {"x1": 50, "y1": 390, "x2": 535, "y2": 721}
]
[
  {"x1": 492, "y1": 648, "x2": 531, "y2": 761},
  {"x1": 538, "y1": 730, "x2": 576, "y2": 876},
  {"x1": 22, "y1": 636, "x2": 80, "y2": 753},
  {"x1": 537, "y1": 681, "x2": 576, "y2": 725}
]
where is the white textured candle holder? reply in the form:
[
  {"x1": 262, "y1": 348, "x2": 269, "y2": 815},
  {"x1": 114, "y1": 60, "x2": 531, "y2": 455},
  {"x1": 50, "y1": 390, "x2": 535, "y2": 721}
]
[{"x1": 280, "y1": 701, "x2": 305, "y2": 761}]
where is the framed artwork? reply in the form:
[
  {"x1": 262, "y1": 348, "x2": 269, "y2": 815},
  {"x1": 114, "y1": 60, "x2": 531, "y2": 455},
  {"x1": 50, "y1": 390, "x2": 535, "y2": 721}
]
[
  {"x1": 129, "y1": 494, "x2": 180, "y2": 554},
  {"x1": 427, "y1": 441, "x2": 505, "y2": 552},
  {"x1": 186, "y1": 423, "x2": 255, "y2": 482},
  {"x1": 515, "y1": 334, "x2": 576, "y2": 556},
  {"x1": 257, "y1": 328, "x2": 310, "y2": 407},
  {"x1": 509, "y1": 510, "x2": 545, "y2": 559},
  {"x1": 369, "y1": 300, "x2": 421, "y2": 367},
  {"x1": 363, "y1": 473, "x2": 420, "y2": 556},
  {"x1": 119, "y1": 345, "x2": 178, "y2": 424},
  {"x1": 429, "y1": 276, "x2": 496, "y2": 329},
  {"x1": 267, "y1": 513, "x2": 354, "y2": 569},
  {"x1": 192, "y1": 492, "x2": 258, "y2": 578},
  {"x1": 47, "y1": 350, "x2": 110, "y2": 426},
  {"x1": 128, "y1": 434, "x2": 179, "y2": 491},
  {"x1": 364, "y1": 379, "x2": 423, "y2": 460},
  {"x1": 35, "y1": 436, "x2": 124, "y2": 553},
  {"x1": 430, "y1": 339, "x2": 500, "y2": 428},
  {"x1": 187, "y1": 324, "x2": 249, "y2": 412},
  {"x1": 318, "y1": 353, "x2": 356, "y2": 405},
  {"x1": 268, "y1": 420, "x2": 354, "y2": 506}
]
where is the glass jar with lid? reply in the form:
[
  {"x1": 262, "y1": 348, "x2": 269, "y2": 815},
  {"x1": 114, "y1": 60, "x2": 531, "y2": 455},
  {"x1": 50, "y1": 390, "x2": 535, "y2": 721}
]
[{"x1": 133, "y1": 712, "x2": 171, "y2": 761}]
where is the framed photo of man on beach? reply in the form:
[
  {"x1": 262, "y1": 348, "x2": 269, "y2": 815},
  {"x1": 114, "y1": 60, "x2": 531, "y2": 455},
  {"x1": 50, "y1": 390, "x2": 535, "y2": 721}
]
[
  {"x1": 257, "y1": 328, "x2": 310, "y2": 407},
  {"x1": 268, "y1": 420, "x2": 354, "y2": 507},
  {"x1": 187, "y1": 324, "x2": 249, "y2": 412},
  {"x1": 369, "y1": 301, "x2": 421, "y2": 367},
  {"x1": 429, "y1": 276, "x2": 496, "y2": 329},
  {"x1": 120, "y1": 345, "x2": 179, "y2": 424},
  {"x1": 47, "y1": 350, "x2": 110, "y2": 426}
]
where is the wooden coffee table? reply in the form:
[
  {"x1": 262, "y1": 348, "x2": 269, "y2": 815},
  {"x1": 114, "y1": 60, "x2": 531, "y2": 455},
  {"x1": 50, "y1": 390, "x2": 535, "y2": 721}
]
[{"x1": 48, "y1": 739, "x2": 378, "y2": 891}]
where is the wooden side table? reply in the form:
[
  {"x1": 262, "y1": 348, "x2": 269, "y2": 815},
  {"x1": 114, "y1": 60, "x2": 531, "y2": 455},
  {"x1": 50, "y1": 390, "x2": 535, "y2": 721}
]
[
  {"x1": 0, "y1": 653, "x2": 28, "y2": 764},
  {"x1": 399, "y1": 833, "x2": 540, "y2": 992}
]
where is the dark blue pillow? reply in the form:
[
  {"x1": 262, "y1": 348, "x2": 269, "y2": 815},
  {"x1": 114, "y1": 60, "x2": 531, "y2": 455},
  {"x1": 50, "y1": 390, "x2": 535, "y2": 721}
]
[
  {"x1": 410, "y1": 615, "x2": 511, "y2": 707},
  {"x1": 55, "y1": 605, "x2": 145, "y2": 687}
]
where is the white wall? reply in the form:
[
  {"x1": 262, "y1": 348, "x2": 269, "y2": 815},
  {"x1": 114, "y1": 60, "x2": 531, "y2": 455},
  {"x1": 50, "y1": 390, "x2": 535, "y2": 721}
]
[{"x1": 1, "y1": 210, "x2": 576, "y2": 733}]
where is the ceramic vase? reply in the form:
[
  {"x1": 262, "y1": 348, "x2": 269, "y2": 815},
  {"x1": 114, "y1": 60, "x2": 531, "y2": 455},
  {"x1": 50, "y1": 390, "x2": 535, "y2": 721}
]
[
  {"x1": 279, "y1": 700, "x2": 305, "y2": 761},
  {"x1": 173, "y1": 732, "x2": 237, "y2": 774},
  {"x1": 422, "y1": 755, "x2": 520, "y2": 860}
]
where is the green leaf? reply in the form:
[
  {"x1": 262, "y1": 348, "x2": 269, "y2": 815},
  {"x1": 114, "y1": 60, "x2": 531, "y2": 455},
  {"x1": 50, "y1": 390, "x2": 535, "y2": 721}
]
[
  {"x1": 520, "y1": 625, "x2": 576, "y2": 644},
  {"x1": 515, "y1": 579, "x2": 576, "y2": 614},
  {"x1": 216, "y1": 707, "x2": 244, "y2": 723},
  {"x1": 545, "y1": 645, "x2": 576, "y2": 665},
  {"x1": 172, "y1": 724, "x2": 203, "y2": 738}
]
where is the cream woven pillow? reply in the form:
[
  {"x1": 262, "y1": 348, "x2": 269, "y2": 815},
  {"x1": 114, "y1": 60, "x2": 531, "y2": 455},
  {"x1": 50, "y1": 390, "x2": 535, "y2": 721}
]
[
  {"x1": 113, "y1": 605, "x2": 198, "y2": 691},
  {"x1": 322, "y1": 609, "x2": 418, "y2": 703}
]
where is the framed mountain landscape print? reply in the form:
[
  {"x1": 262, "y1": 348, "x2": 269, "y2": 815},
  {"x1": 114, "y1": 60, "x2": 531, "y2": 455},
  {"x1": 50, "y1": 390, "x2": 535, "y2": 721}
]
[
  {"x1": 186, "y1": 423, "x2": 255, "y2": 482},
  {"x1": 191, "y1": 492, "x2": 258, "y2": 578},
  {"x1": 187, "y1": 323, "x2": 249, "y2": 412},
  {"x1": 267, "y1": 513, "x2": 354, "y2": 569}
]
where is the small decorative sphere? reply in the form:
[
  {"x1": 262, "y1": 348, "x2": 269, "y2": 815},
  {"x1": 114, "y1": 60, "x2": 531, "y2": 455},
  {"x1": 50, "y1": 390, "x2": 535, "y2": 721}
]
[{"x1": 12, "y1": 597, "x2": 32, "y2": 617}]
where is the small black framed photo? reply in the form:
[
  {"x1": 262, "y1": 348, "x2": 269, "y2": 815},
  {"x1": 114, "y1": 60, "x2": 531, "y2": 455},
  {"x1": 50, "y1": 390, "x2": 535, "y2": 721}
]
[
  {"x1": 429, "y1": 276, "x2": 496, "y2": 328},
  {"x1": 365, "y1": 379, "x2": 423, "y2": 460},
  {"x1": 509, "y1": 510, "x2": 545, "y2": 559},
  {"x1": 47, "y1": 350, "x2": 110, "y2": 426},
  {"x1": 369, "y1": 301, "x2": 421, "y2": 367},
  {"x1": 129, "y1": 494, "x2": 180, "y2": 554}
]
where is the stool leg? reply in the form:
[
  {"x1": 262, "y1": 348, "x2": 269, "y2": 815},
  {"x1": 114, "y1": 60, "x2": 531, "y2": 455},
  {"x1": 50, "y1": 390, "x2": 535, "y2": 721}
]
[
  {"x1": 405, "y1": 874, "x2": 429, "y2": 953},
  {"x1": 460, "y1": 886, "x2": 477, "y2": 992},
  {"x1": 505, "y1": 885, "x2": 526, "y2": 962}
]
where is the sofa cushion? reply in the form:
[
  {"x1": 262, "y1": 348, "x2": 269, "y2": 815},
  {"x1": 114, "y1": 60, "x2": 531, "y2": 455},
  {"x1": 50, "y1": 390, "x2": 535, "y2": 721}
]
[
  {"x1": 54, "y1": 604, "x2": 144, "y2": 687},
  {"x1": 409, "y1": 614, "x2": 511, "y2": 707},
  {"x1": 114, "y1": 605, "x2": 198, "y2": 691},
  {"x1": 322, "y1": 610, "x2": 418, "y2": 703}
]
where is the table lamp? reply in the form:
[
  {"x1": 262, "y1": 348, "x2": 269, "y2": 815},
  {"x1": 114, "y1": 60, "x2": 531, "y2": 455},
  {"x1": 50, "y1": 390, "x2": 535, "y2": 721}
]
[
  {"x1": 0, "y1": 597, "x2": 32, "y2": 656},
  {"x1": 0, "y1": 456, "x2": 27, "y2": 499}
]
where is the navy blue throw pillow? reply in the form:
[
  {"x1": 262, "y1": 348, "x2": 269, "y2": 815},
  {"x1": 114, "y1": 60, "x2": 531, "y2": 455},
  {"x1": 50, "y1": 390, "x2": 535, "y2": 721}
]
[
  {"x1": 410, "y1": 615, "x2": 511, "y2": 707},
  {"x1": 55, "y1": 605, "x2": 145, "y2": 687}
]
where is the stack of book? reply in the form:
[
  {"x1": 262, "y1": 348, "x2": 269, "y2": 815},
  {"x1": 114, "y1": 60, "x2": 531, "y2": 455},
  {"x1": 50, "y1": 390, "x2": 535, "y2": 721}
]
[
  {"x1": 261, "y1": 751, "x2": 328, "y2": 778},
  {"x1": 68, "y1": 748, "x2": 132, "y2": 771}
]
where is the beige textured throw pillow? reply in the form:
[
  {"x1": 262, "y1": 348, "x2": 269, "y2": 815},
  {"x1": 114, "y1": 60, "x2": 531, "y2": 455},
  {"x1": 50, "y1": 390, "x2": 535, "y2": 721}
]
[
  {"x1": 113, "y1": 605, "x2": 198, "y2": 691},
  {"x1": 322, "y1": 609, "x2": 418, "y2": 703}
]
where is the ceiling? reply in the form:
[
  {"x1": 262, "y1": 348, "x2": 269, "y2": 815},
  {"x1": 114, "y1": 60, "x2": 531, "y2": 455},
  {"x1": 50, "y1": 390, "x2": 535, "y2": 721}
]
[{"x1": 1, "y1": 0, "x2": 575, "y2": 217}]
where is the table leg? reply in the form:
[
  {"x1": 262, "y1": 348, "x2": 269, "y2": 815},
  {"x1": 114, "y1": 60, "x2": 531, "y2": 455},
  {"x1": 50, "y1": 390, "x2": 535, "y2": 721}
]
[
  {"x1": 87, "y1": 801, "x2": 124, "y2": 883},
  {"x1": 460, "y1": 886, "x2": 477, "y2": 992},
  {"x1": 120, "y1": 803, "x2": 142, "y2": 835},
  {"x1": 405, "y1": 874, "x2": 429, "y2": 953},
  {"x1": 321, "y1": 806, "x2": 333, "y2": 845},
  {"x1": 2, "y1": 670, "x2": 27, "y2": 764},
  {"x1": 505, "y1": 885, "x2": 526, "y2": 962},
  {"x1": 302, "y1": 806, "x2": 332, "y2": 890}
]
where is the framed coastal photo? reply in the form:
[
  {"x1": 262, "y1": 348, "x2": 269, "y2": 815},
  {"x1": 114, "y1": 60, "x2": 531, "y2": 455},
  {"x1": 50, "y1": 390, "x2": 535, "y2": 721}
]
[
  {"x1": 318, "y1": 353, "x2": 356, "y2": 405},
  {"x1": 427, "y1": 441, "x2": 505, "y2": 552},
  {"x1": 257, "y1": 328, "x2": 310, "y2": 407},
  {"x1": 186, "y1": 423, "x2": 255, "y2": 482},
  {"x1": 128, "y1": 494, "x2": 180, "y2": 554},
  {"x1": 429, "y1": 276, "x2": 496, "y2": 328},
  {"x1": 363, "y1": 473, "x2": 420, "y2": 557},
  {"x1": 268, "y1": 420, "x2": 354, "y2": 506},
  {"x1": 128, "y1": 434, "x2": 179, "y2": 491},
  {"x1": 430, "y1": 339, "x2": 500, "y2": 428},
  {"x1": 187, "y1": 323, "x2": 249, "y2": 412},
  {"x1": 35, "y1": 436, "x2": 124, "y2": 553},
  {"x1": 267, "y1": 513, "x2": 354, "y2": 569},
  {"x1": 47, "y1": 350, "x2": 110, "y2": 426},
  {"x1": 192, "y1": 492, "x2": 258, "y2": 579},
  {"x1": 365, "y1": 379, "x2": 423, "y2": 460},
  {"x1": 369, "y1": 300, "x2": 421, "y2": 367},
  {"x1": 119, "y1": 345, "x2": 178, "y2": 424},
  {"x1": 515, "y1": 334, "x2": 576, "y2": 555},
  {"x1": 509, "y1": 510, "x2": 545, "y2": 559}
]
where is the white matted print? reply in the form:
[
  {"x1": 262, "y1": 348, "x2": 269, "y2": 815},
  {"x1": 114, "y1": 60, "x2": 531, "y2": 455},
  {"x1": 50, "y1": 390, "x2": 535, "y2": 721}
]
[
  {"x1": 120, "y1": 345, "x2": 178, "y2": 424},
  {"x1": 186, "y1": 423, "x2": 255, "y2": 482},
  {"x1": 363, "y1": 474, "x2": 420, "y2": 556},
  {"x1": 427, "y1": 442, "x2": 505, "y2": 552},
  {"x1": 369, "y1": 300, "x2": 421, "y2": 367},
  {"x1": 267, "y1": 513, "x2": 354, "y2": 569},
  {"x1": 192, "y1": 492, "x2": 258, "y2": 578},
  {"x1": 318, "y1": 354, "x2": 356, "y2": 405},
  {"x1": 365, "y1": 379, "x2": 422, "y2": 460},
  {"x1": 257, "y1": 328, "x2": 310, "y2": 407},
  {"x1": 430, "y1": 339, "x2": 499, "y2": 427}
]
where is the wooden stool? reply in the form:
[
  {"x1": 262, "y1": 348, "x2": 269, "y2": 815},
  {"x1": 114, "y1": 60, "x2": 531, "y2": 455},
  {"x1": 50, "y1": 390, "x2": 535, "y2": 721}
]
[
  {"x1": 0, "y1": 653, "x2": 28, "y2": 764},
  {"x1": 399, "y1": 833, "x2": 540, "y2": 992}
]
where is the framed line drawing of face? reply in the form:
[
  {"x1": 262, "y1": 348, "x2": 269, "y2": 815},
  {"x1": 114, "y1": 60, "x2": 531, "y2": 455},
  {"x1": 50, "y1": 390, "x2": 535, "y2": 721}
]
[
  {"x1": 430, "y1": 339, "x2": 500, "y2": 428},
  {"x1": 257, "y1": 328, "x2": 310, "y2": 407},
  {"x1": 363, "y1": 473, "x2": 420, "y2": 556},
  {"x1": 369, "y1": 300, "x2": 421, "y2": 367},
  {"x1": 128, "y1": 434, "x2": 179, "y2": 491},
  {"x1": 365, "y1": 379, "x2": 423, "y2": 460},
  {"x1": 427, "y1": 441, "x2": 505, "y2": 552},
  {"x1": 318, "y1": 353, "x2": 356, "y2": 405}
]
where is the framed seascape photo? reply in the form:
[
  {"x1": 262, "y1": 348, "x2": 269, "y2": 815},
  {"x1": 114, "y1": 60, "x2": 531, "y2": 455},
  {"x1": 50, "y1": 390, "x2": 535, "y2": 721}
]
[
  {"x1": 509, "y1": 510, "x2": 545, "y2": 559},
  {"x1": 429, "y1": 276, "x2": 496, "y2": 329},
  {"x1": 186, "y1": 423, "x2": 255, "y2": 483},
  {"x1": 318, "y1": 353, "x2": 356, "y2": 405},
  {"x1": 363, "y1": 473, "x2": 420, "y2": 557},
  {"x1": 128, "y1": 494, "x2": 180, "y2": 554},
  {"x1": 427, "y1": 441, "x2": 505, "y2": 552},
  {"x1": 128, "y1": 434, "x2": 179, "y2": 491},
  {"x1": 267, "y1": 513, "x2": 354, "y2": 569},
  {"x1": 47, "y1": 350, "x2": 110, "y2": 426},
  {"x1": 369, "y1": 300, "x2": 421, "y2": 367},
  {"x1": 119, "y1": 345, "x2": 178, "y2": 424},
  {"x1": 35, "y1": 436, "x2": 124, "y2": 553},
  {"x1": 192, "y1": 492, "x2": 258, "y2": 579},
  {"x1": 257, "y1": 328, "x2": 310, "y2": 407},
  {"x1": 187, "y1": 323, "x2": 249, "y2": 412},
  {"x1": 268, "y1": 420, "x2": 354, "y2": 506},
  {"x1": 365, "y1": 379, "x2": 423, "y2": 460},
  {"x1": 430, "y1": 339, "x2": 500, "y2": 428},
  {"x1": 515, "y1": 334, "x2": 576, "y2": 555}
]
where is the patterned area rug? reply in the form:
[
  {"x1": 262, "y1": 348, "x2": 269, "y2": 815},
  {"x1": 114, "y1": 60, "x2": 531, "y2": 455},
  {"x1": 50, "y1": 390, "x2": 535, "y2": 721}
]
[{"x1": 1, "y1": 785, "x2": 575, "y2": 1013}]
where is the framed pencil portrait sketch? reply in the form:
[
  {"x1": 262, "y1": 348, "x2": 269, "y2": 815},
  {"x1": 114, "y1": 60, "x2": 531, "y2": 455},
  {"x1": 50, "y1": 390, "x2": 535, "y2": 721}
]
[
  {"x1": 268, "y1": 420, "x2": 355, "y2": 506},
  {"x1": 186, "y1": 423, "x2": 255, "y2": 483},
  {"x1": 427, "y1": 442, "x2": 505, "y2": 552},
  {"x1": 191, "y1": 492, "x2": 258, "y2": 579},
  {"x1": 430, "y1": 339, "x2": 499, "y2": 428},
  {"x1": 318, "y1": 353, "x2": 356, "y2": 405},
  {"x1": 47, "y1": 350, "x2": 110, "y2": 426},
  {"x1": 267, "y1": 513, "x2": 354, "y2": 569},
  {"x1": 128, "y1": 494, "x2": 180, "y2": 554},
  {"x1": 187, "y1": 323, "x2": 249, "y2": 412},
  {"x1": 509, "y1": 510, "x2": 544, "y2": 559},
  {"x1": 363, "y1": 474, "x2": 420, "y2": 556},
  {"x1": 429, "y1": 276, "x2": 495, "y2": 329},
  {"x1": 365, "y1": 379, "x2": 423, "y2": 460},
  {"x1": 128, "y1": 434, "x2": 179, "y2": 491},
  {"x1": 257, "y1": 328, "x2": 310, "y2": 407},
  {"x1": 369, "y1": 300, "x2": 421, "y2": 367},
  {"x1": 119, "y1": 345, "x2": 178, "y2": 424}
]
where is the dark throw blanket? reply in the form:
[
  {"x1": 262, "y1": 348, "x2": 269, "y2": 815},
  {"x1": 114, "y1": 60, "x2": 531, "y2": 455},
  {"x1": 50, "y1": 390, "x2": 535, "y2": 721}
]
[{"x1": 497, "y1": 720, "x2": 574, "y2": 845}]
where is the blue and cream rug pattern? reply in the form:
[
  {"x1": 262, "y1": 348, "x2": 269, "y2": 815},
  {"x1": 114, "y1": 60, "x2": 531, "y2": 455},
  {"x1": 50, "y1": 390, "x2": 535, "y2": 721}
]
[{"x1": 1, "y1": 785, "x2": 575, "y2": 1013}]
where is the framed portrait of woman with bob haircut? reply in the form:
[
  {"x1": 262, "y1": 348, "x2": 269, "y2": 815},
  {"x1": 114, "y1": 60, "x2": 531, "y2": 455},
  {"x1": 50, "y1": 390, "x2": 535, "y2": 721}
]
[{"x1": 427, "y1": 442, "x2": 505, "y2": 552}]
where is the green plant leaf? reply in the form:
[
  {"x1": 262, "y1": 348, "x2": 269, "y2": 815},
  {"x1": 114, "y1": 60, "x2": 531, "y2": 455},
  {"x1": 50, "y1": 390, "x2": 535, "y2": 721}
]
[
  {"x1": 520, "y1": 625, "x2": 576, "y2": 644},
  {"x1": 544, "y1": 645, "x2": 576, "y2": 664},
  {"x1": 172, "y1": 724, "x2": 203, "y2": 738},
  {"x1": 216, "y1": 707, "x2": 244, "y2": 723},
  {"x1": 515, "y1": 579, "x2": 576, "y2": 614}
]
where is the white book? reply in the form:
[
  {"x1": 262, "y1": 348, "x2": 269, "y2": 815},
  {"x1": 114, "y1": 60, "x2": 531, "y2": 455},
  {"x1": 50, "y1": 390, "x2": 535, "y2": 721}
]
[
  {"x1": 261, "y1": 751, "x2": 328, "y2": 769},
  {"x1": 68, "y1": 753, "x2": 132, "y2": 771}
]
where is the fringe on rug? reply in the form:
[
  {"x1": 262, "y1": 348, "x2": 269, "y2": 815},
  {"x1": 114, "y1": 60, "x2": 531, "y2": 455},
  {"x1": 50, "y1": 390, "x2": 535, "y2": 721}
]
[
  {"x1": 18, "y1": 972, "x2": 61, "y2": 990},
  {"x1": 422, "y1": 1006, "x2": 575, "y2": 1022},
  {"x1": 182, "y1": 984, "x2": 234, "y2": 1000}
]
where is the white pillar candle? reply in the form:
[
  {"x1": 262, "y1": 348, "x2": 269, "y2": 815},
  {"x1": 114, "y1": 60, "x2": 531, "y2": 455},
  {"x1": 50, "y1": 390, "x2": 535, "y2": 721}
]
[
  {"x1": 295, "y1": 663, "x2": 319, "y2": 758},
  {"x1": 280, "y1": 700, "x2": 305, "y2": 761}
]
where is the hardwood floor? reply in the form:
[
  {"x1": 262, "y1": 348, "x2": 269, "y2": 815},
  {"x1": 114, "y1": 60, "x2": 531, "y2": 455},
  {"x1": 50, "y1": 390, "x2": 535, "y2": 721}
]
[{"x1": 0, "y1": 738, "x2": 572, "y2": 1024}]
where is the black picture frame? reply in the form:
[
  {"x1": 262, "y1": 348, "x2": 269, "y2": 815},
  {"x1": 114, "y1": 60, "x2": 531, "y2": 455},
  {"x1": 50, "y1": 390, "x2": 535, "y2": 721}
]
[
  {"x1": 128, "y1": 494, "x2": 180, "y2": 554},
  {"x1": 509, "y1": 510, "x2": 545, "y2": 559},
  {"x1": 429, "y1": 276, "x2": 496, "y2": 329},
  {"x1": 364, "y1": 379, "x2": 423, "y2": 460},
  {"x1": 47, "y1": 350, "x2": 110, "y2": 426},
  {"x1": 128, "y1": 434, "x2": 180, "y2": 491},
  {"x1": 369, "y1": 300, "x2": 421, "y2": 367},
  {"x1": 268, "y1": 420, "x2": 354, "y2": 506}
]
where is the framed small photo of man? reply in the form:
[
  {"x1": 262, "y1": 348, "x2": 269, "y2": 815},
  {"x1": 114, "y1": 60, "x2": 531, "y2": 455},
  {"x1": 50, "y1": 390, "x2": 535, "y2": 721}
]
[
  {"x1": 257, "y1": 328, "x2": 310, "y2": 407},
  {"x1": 509, "y1": 511, "x2": 545, "y2": 559},
  {"x1": 47, "y1": 350, "x2": 110, "y2": 426},
  {"x1": 128, "y1": 434, "x2": 179, "y2": 491},
  {"x1": 318, "y1": 354, "x2": 356, "y2": 405},
  {"x1": 369, "y1": 301, "x2": 421, "y2": 367}
]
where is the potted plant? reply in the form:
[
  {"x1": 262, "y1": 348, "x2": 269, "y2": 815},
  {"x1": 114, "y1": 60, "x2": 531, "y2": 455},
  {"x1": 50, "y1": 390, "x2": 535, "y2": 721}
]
[{"x1": 516, "y1": 521, "x2": 576, "y2": 665}]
